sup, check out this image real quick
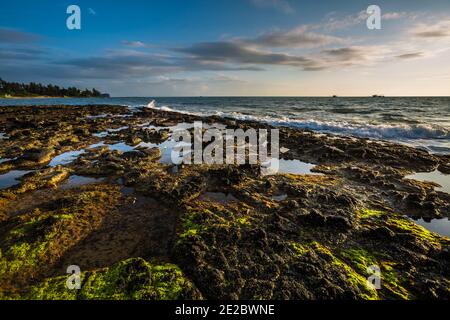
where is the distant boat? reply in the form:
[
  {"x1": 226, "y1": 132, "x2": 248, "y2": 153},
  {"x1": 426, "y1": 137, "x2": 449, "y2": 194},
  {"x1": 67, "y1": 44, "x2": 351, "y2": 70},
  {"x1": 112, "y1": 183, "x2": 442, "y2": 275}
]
[
  {"x1": 332, "y1": 95, "x2": 338, "y2": 98},
  {"x1": 372, "y1": 94, "x2": 385, "y2": 98}
]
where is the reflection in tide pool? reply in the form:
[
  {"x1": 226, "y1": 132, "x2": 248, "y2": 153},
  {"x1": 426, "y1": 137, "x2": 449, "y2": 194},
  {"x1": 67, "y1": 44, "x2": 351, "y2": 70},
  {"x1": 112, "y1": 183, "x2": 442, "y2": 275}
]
[
  {"x1": 88, "y1": 141, "x2": 135, "y2": 153},
  {"x1": 271, "y1": 194, "x2": 288, "y2": 201},
  {"x1": 0, "y1": 157, "x2": 14, "y2": 164},
  {"x1": 198, "y1": 192, "x2": 238, "y2": 205},
  {"x1": 60, "y1": 175, "x2": 104, "y2": 189},
  {"x1": 107, "y1": 126, "x2": 129, "y2": 133},
  {"x1": 413, "y1": 217, "x2": 450, "y2": 238},
  {"x1": 107, "y1": 142, "x2": 135, "y2": 152},
  {"x1": 49, "y1": 150, "x2": 85, "y2": 167},
  {"x1": 261, "y1": 158, "x2": 321, "y2": 176},
  {"x1": 137, "y1": 139, "x2": 191, "y2": 164},
  {"x1": 49, "y1": 141, "x2": 136, "y2": 167},
  {"x1": 405, "y1": 170, "x2": 449, "y2": 194},
  {"x1": 0, "y1": 170, "x2": 32, "y2": 189}
]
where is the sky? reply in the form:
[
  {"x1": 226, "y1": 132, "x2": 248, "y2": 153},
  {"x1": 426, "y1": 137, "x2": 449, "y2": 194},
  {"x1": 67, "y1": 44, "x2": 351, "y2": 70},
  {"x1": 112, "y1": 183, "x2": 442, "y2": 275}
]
[{"x1": 0, "y1": 0, "x2": 449, "y2": 96}]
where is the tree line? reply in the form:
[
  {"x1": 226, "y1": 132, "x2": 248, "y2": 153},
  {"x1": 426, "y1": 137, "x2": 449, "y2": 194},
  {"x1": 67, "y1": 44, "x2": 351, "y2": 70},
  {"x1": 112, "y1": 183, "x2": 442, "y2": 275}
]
[{"x1": 0, "y1": 78, "x2": 108, "y2": 98}]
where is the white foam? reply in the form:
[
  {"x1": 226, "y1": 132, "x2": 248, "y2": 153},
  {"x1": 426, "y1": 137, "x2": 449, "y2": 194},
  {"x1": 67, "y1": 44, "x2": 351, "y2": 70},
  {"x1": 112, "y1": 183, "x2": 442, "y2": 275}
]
[
  {"x1": 127, "y1": 100, "x2": 450, "y2": 153},
  {"x1": 145, "y1": 100, "x2": 157, "y2": 109},
  {"x1": 219, "y1": 114, "x2": 450, "y2": 141}
]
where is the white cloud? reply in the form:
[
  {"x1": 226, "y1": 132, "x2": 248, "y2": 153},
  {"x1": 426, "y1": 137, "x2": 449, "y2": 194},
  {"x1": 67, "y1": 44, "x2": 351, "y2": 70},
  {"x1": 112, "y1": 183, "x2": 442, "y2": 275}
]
[
  {"x1": 121, "y1": 40, "x2": 153, "y2": 48},
  {"x1": 244, "y1": 25, "x2": 346, "y2": 48},
  {"x1": 322, "y1": 10, "x2": 413, "y2": 31},
  {"x1": 250, "y1": 0, "x2": 294, "y2": 14},
  {"x1": 411, "y1": 19, "x2": 450, "y2": 38},
  {"x1": 382, "y1": 12, "x2": 406, "y2": 20},
  {"x1": 322, "y1": 11, "x2": 367, "y2": 31}
]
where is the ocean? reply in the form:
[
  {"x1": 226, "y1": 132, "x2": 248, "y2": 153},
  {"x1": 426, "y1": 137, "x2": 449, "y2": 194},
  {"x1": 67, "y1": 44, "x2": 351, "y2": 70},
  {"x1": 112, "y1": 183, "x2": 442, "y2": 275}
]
[{"x1": 1, "y1": 96, "x2": 449, "y2": 154}]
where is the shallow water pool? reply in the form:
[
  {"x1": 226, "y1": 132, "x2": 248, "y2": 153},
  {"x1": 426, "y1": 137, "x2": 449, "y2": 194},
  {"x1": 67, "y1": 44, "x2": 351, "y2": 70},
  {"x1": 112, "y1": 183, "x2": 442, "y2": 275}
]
[
  {"x1": 198, "y1": 192, "x2": 238, "y2": 205},
  {"x1": 261, "y1": 158, "x2": 321, "y2": 176},
  {"x1": 405, "y1": 170, "x2": 449, "y2": 194},
  {"x1": 0, "y1": 157, "x2": 14, "y2": 164},
  {"x1": 271, "y1": 194, "x2": 288, "y2": 201},
  {"x1": 0, "y1": 170, "x2": 32, "y2": 189},
  {"x1": 413, "y1": 217, "x2": 450, "y2": 238},
  {"x1": 49, "y1": 150, "x2": 85, "y2": 167},
  {"x1": 60, "y1": 175, "x2": 104, "y2": 189}
]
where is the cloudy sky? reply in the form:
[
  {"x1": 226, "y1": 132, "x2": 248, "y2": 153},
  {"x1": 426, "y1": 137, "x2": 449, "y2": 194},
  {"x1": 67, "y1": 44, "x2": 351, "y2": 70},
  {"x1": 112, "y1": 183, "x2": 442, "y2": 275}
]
[{"x1": 1, "y1": 0, "x2": 449, "y2": 96}]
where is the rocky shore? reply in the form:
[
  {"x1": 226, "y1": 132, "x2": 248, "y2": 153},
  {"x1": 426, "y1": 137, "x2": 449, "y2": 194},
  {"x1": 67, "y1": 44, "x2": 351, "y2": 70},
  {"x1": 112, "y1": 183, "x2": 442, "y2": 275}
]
[{"x1": 0, "y1": 104, "x2": 449, "y2": 300}]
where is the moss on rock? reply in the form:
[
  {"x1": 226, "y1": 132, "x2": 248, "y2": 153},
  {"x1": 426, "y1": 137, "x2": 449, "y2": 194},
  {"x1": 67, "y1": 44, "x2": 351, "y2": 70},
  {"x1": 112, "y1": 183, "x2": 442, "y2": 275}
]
[
  {"x1": 385, "y1": 216, "x2": 445, "y2": 246},
  {"x1": 21, "y1": 258, "x2": 199, "y2": 300},
  {"x1": 340, "y1": 248, "x2": 409, "y2": 300},
  {"x1": 310, "y1": 242, "x2": 379, "y2": 300},
  {"x1": 0, "y1": 185, "x2": 121, "y2": 288}
]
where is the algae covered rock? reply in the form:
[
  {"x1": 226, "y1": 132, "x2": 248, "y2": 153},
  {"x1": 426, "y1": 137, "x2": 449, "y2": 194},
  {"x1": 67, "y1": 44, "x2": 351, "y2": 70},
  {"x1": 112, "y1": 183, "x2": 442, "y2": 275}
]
[
  {"x1": 172, "y1": 174, "x2": 450, "y2": 300},
  {"x1": 1, "y1": 105, "x2": 449, "y2": 300},
  {"x1": 21, "y1": 258, "x2": 200, "y2": 300},
  {"x1": 0, "y1": 184, "x2": 122, "y2": 288}
]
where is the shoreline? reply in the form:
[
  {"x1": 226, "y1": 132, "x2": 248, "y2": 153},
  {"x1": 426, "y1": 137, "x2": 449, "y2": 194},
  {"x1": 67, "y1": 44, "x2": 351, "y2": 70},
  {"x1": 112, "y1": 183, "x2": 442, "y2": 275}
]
[
  {"x1": 1, "y1": 98, "x2": 448, "y2": 156},
  {"x1": 148, "y1": 105, "x2": 450, "y2": 155},
  {"x1": 0, "y1": 104, "x2": 449, "y2": 300}
]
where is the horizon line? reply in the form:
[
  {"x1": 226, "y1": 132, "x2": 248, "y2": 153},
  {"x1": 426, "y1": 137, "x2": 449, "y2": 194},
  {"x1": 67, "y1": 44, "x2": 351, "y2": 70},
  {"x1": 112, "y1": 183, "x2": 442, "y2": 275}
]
[{"x1": 109, "y1": 95, "x2": 450, "y2": 98}]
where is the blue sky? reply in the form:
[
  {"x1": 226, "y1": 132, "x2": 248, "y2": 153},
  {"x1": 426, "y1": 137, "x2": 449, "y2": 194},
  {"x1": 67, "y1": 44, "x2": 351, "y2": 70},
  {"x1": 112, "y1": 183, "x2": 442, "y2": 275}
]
[{"x1": 1, "y1": 0, "x2": 449, "y2": 96}]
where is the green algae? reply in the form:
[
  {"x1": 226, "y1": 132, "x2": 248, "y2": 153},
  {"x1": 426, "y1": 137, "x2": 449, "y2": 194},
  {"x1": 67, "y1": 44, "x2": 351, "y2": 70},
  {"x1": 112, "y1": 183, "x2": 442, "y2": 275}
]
[
  {"x1": 179, "y1": 212, "x2": 206, "y2": 239},
  {"x1": 21, "y1": 274, "x2": 82, "y2": 300},
  {"x1": 291, "y1": 242, "x2": 308, "y2": 257},
  {"x1": 340, "y1": 248, "x2": 409, "y2": 300},
  {"x1": 358, "y1": 209, "x2": 387, "y2": 219},
  {"x1": 359, "y1": 208, "x2": 446, "y2": 246},
  {"x1": 0, "y1": 185, "x2": 121, "y2": 286},
  {"x1": 340, "y1": 249, "x2": 378, "y2": 274},
  {"x1": 179, "y1": 201, "x2": 253, "y2": 241},
  {"x1": 0, "y1": 215, "x2": 57, "y2": 279},
  {"x1": 79, "y1": 258, "x2": 190, "y2": 300},
  {"x1": 310, "y1": 242, "x2": 379, "y2": 300},
  {"x1": 236, "y1": 216, "x2": 250, "y2": 226},
  {"x1": 385, "y1": 216, "x2": 443, "y2": 245},
  {"x1": 21, "y1": 258, "x2": 195, "y2": 300},
  {"x1": 378, "y1": 261, "x2": 410, "y2": 300}
]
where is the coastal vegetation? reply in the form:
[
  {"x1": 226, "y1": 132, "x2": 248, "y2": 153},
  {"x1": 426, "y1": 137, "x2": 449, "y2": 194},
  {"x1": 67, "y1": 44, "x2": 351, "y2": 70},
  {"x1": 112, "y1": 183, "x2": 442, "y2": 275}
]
[{"x1": 0, "y1": 78, "x2": 108, "y2": 98}]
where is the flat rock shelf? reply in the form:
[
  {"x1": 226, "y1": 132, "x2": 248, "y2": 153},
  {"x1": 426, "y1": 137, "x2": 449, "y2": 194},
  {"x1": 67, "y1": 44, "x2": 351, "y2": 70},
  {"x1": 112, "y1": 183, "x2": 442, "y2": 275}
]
[{"x1": 0, "y1": 104, "x2": 449, "y2": 300}]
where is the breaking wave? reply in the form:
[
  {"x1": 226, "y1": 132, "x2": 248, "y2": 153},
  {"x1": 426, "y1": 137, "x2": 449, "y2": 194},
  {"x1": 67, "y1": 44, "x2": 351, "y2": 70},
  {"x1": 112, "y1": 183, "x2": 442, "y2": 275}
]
[
  {"x1": 135, "y1": 99, "x2": 450, "y2": 154},
  {"x1": 141, "y1": 100, "x2": 449, "y2": 141},
  {"x1": 229, "y1": 114, "x2": 450, "y2": 141}
]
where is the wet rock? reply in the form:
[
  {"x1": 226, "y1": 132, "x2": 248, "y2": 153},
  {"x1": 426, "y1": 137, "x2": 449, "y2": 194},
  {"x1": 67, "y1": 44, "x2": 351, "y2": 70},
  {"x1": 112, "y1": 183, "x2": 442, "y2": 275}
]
[
  {"x1": 22, "y1": 148, "x2": 55, "y2": 164},
  {"x1": 74, "y1": 128, "x2": 91, "y2": 137},
  {"x1": 0, "y1": 104, "x2": 449, "y2": 300},
  {"x1": 122, "y1": 150, "x2": 147, "y2": 160},
  {"x1": 438, "y1": 163, "x2": 450, "y2": 174},
  {"x1": 365, "y1": 226, "x2": 396, "y2": 239},
  {"x1": 126, "y1": 136, "x2": 142, "y2": 145}
]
